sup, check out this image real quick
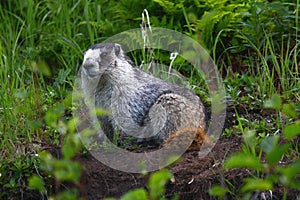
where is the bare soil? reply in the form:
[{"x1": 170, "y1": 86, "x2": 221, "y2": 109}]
[
  {"x1": 77, "y1": 135, "x2": 242, "y2": 200},
  {"x1": 74, "y1": 134, "x2": 298, "y2": 200},
  {"x1": 20, "y1": 109, "x2": 299, "y2": 199}
]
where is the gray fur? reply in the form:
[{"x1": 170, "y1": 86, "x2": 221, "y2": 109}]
[
  {"x1": 81, "y1": 43, "x2": 206, "y2": 145},
  {"x1": 129, "y1": 83, "x2": 172, "y2": 126}
]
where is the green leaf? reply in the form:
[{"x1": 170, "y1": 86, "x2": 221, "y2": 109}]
[
  {"x1": 282, "y1": 103, "x2": 298, "y2": 118},
  {"x1": 261, "y1": 135, "x2": 279, "y2": 153},
  {"x1": 44, "y1": 103, "x2": 65, "y2": 127},
  {"x1": 62, "y1": 137, "x2": 75, "y2": 160},
  {"x1": 241, "y1": 178, "x2": 273, "y2": 193},
  {"x1": 53, "y1": 68, "x2": 71, "y2": 87},
  {"x1": 284, "y1": 122, "x2": 300, "y2": 139},
  {"x1": 209, "y1": 185, "x2": 229, "y2": 198},
  {"x1": 62, "y1": 135, "x2": 81, "y2": 160},
  {"x1": 30, "y1": 61, "x2": 51, "y2": 77},
  {"x1": 27, "y1": 119, "x2": 43, "y2": 130},
  {"x1": 28, "y1": 175, "x2": 45, "y2": 192},
  {"x1": 95, "y1": 107, "x2": 112, "y2": 117},
  {"x1": 277, "y1": 160, "x2": 300, "y2": 185},
  {"x1": 266, "y1": 143, "x2": 291, "y2": 166},
  {"x1": 120, "y1": 188, "x2": 147, "y2": 200},
  {"x1": 9, "y1": 178, "x2": 16, "y2": 187},
  {"x1": 53, "y1": 189, "x2": 78, "y2": 200},
  {"x1": 243, "y1": 130, "x2": 258, "y2": 150},
  {"x1": 14, "y1": 89, "x2": 27, "y2": 99},
  {"x1": 264, "y1": 94, "x2": 282, "y2": 110},
  {"x1": 225, "y1": 152, "x2": 264, "y2": 171},
  {"x1": 53, "y1": 160, "x2": 81, "y2": 183},
  {"x1": 148, "y1": 169, "x2": 173, "y2": 199}
]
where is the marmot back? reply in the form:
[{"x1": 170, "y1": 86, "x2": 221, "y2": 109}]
[{"x1": 80, "y1": 43, "x2": 208, "y2": 150}]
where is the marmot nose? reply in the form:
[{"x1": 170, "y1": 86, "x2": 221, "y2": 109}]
[{"x1": 83, "y1": 58, "x2": 96, "y2": 69}]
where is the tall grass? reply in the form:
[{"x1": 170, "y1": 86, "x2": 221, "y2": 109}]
[
  {"x1": 0, "y1": 0, "x2": 299, "y2": 198},
  {"x1": 237, "y1": 33, "x2": 300, "y2": 99},
  {"x1": 0, "y1": 1, "x2": 95, "y2": 196},
  {"x1": 212, "y1": 0, "x2": 299, "y2": 102}
]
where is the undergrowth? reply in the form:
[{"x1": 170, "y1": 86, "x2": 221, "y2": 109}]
[{"x1": 0, "y1": 0, "x2": 299, "y2": 199}]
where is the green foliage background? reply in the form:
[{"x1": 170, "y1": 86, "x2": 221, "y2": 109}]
[{"x1": 0, "y1": 0, "x2": 299, "y2": 199}]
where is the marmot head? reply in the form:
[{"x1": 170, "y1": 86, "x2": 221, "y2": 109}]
[{"x1": 81, "y1": 43, "x2": 123, "y2": 78}]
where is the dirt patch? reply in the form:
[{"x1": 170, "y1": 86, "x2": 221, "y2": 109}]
[
  {"x1": 77, "y1": 135, "x2": 242, "y2": 199},
  {"x1": 17, "y1": 108, "x2": 298, "y2": 199},
  {"x1": 75, "y1": 133, "x2": 299, "y2": 200}
]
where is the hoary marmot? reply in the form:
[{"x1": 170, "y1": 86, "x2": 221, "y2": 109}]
[{"x1": 80, "y1": 43, "x2": 209, "y2": 150}]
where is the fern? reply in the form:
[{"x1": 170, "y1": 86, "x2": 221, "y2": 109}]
[
  {"x1": 153, "y1": 0, "x2": 185, "y2": 14},
  {"x1": 195, "y1": 0, "x2": 247, "y2": 49}
]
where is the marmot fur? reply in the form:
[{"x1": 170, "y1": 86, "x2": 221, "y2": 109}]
[{"x1": 81, "y1": 43, "x2": 208, "y2": 150}]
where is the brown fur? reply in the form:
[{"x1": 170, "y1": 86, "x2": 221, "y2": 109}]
[{"x1": 163, "y1": 127, "x2": 211, "y2": 151}]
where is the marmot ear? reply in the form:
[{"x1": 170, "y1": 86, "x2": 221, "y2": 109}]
[{"x1": 114, "y1": 44, "x2": 121, "y2": 56}]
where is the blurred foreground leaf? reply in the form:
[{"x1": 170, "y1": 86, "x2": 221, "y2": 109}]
[
  {"x1": 241, "y1": 178, "x2": 273, "y2": 193},
  {"x1": 264, "y1": 94, "x2": 282, "y2": 111},
  {"x1": 120, "y1": 189, "x2": 147, "y2": 200},
  {"x1": 148, "y1": 169, "x2": 173, "y2": 200},
  {"x1": 284, "y1": 122, "x2": 300, "y2": 139},
  {"x1": 209, "y1": 185, "x2": 229, "y2": 198},
  {"x1": 28, "y1": 175, "x2": 45, "y2": 193},
  {"x1": 266, "y1": 143, "x2": 291, "y2": 166},
  {"x1": 225, "y1": 152, "x2": 264, "y2": 171}
]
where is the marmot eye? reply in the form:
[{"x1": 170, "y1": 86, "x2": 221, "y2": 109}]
[{"x1": 101, "y1": 52, "x2": 108, "y2": 57}]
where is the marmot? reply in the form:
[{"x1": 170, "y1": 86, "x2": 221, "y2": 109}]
[{"x1": 80, "y1": 43, "x2": 208, "y2": 150}]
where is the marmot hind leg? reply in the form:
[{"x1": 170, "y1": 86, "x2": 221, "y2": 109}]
[{"x1": 163, "y1": 127, "x2": 212, "y2": 152}]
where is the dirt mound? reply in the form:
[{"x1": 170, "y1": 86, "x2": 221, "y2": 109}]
[
  {"x1": 78, "y1": 135, "x2": 242, "y2": 199},
  {"x1": 76, "y1": 134, "x2": 300, "y2": 200}
]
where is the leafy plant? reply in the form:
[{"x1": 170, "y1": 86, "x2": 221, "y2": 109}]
[
  {"x1": 210, "y1": 94, "x2": 300, "y2": 199},
  {"x1": 105, "y1": 169, "x2": 178, "y2": 200},
  {"x1": 27, "y1": 99, "x2": 83, "y2": 199},
  {"x1": 0, "y1": 0, "x2": 299, "y2": 199}
]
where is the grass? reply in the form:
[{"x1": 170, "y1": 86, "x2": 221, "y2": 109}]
[
  {"x1": 0, "y1": 0, "x2": 299, "y2": 199},
  {"x1": 0, "y1": 1, "x2": 85, "y2": 197}
]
